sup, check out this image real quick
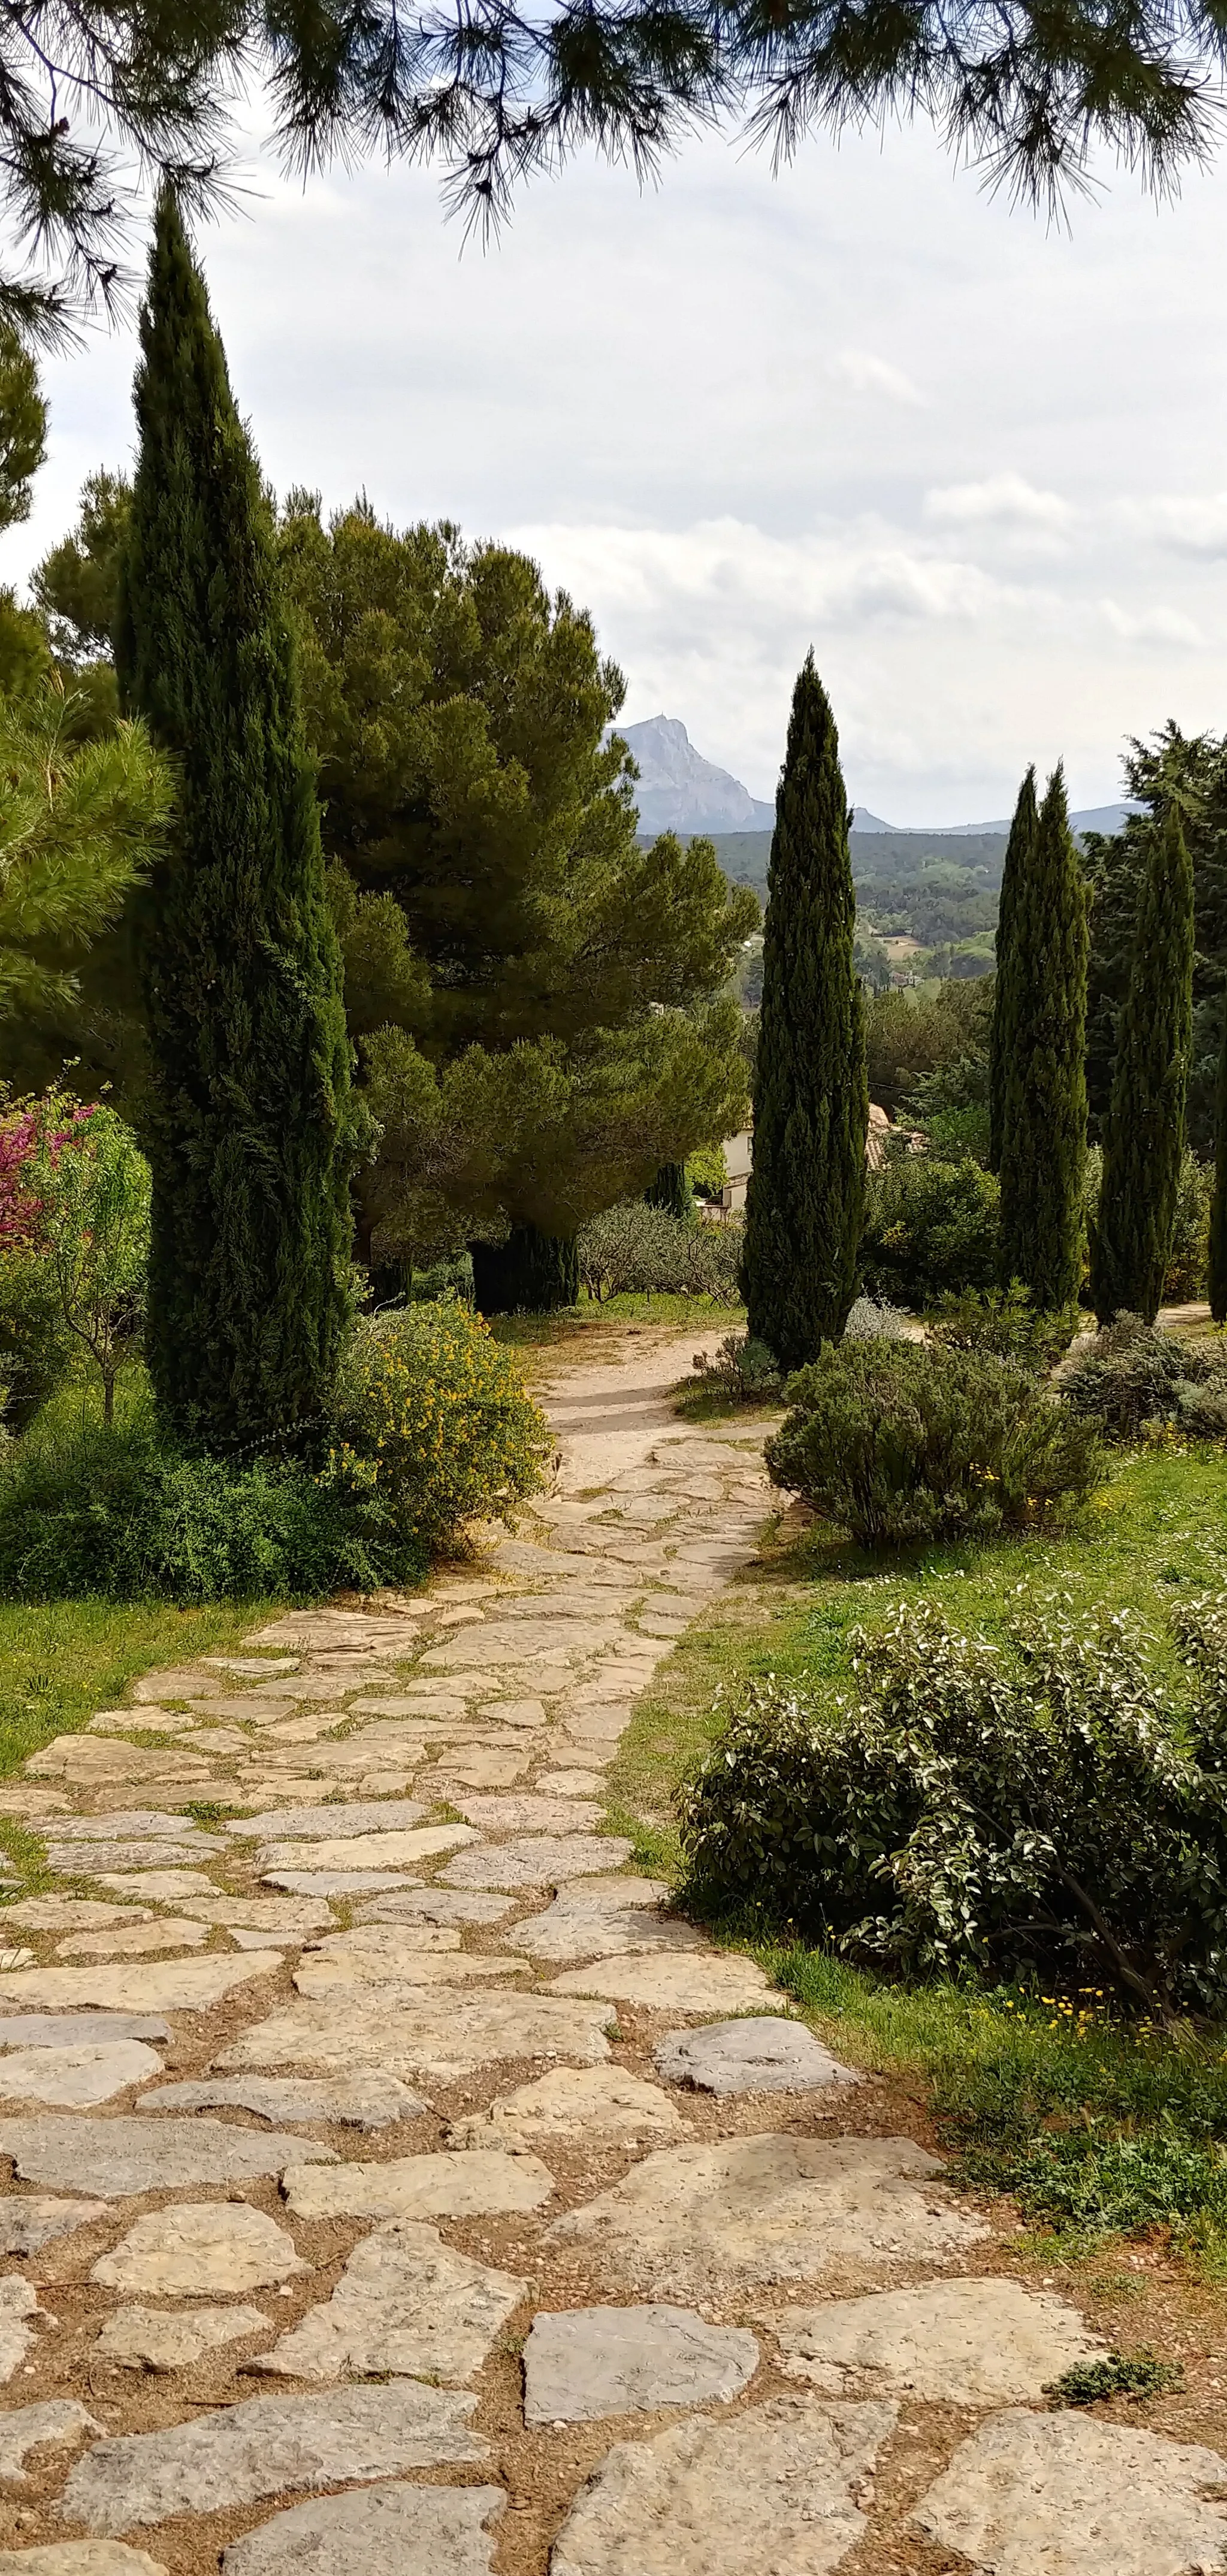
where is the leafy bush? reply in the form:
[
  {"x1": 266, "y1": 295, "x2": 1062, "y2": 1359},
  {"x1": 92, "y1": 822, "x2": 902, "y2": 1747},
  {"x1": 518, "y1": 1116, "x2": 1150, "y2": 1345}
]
[
  {"x1": 842, "y1": 1295, "x2": 915, "y2": 1342},
  {"x1": 0, "y1": 1396, "x2": 403, "y2": 1602},
  {"x1": 686, "y1": 1331, "x2": 782, "y2": 1406},
  {"x1": 679, "y1": 1595, "x2": 1227, "y2": 2012},
  {"x1": 331, "y1": 1300, "x2": 549, "y2": 1550},
  {"x1": 577, "y1": 1200, "x2": 743, "y2": 1303},
  {"x1": 929, "y1": 1282, "x2": 1079, "y2": 1373},
  {"x1": 766, "y1": 1341, "x2": 1102, "y2": 1547},
  {"x1": 1060, "y1": 1313, "x2": 1227, "y2": 1443},
  {"x1": 0, "y1": 1251, "x2": 72, "y2": 1433},
  {"x1": 859, "y1": 1155, "x2": 999, "y2": 1307},
  {"x1": 1085, "y1": 1143, "x2": 1211, "y2": 1304}
]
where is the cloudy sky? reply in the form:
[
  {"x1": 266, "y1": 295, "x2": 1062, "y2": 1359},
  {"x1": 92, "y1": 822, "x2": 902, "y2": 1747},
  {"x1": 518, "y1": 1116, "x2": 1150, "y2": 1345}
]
[{"x1": 10, "y1": 104, "x2": 1227, "y2": 823}]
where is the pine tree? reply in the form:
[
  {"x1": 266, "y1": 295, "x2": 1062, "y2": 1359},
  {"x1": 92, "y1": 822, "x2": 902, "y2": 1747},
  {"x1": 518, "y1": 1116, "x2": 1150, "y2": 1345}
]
[
  {"x1": 1090, "y1": 810, "x2": 1193, "y2": 1324},
  {"x1": 988, "y1": 766, "x2": 1037, "y2": 1171},
  {"x1": 997, "y1": 765, "x2": 1089, "y2": 1310},
  {"x1": 116, "y1": 191, "x2": 357, "y2": 1452},
  {"x1": 741, "y1": 653, "x2": 867, "y2": 1370}
]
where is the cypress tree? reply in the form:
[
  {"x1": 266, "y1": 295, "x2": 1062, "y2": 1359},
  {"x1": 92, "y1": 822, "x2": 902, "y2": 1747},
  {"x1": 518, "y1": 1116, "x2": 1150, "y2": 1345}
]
[
  {"x1": 997, "y1": 765, "x2": 1089, "y2": 1310},
  {"x1": 116, "y1": 192, "x2": 356, "y2": 1451},
  {"x1": 741, "y1": 653, "x2": 867, "y2": 1371},
  {"x1": 1090, "y1": 810, "x2": 1194, "y2": 1324},
  {"x1": 988, "y1": 765, "x2": 1037, "y2": 1172},
  {"x1": 1210, "y1": 1017, "x2": 1227, "y2": 1322},
  {"x1": 470, "y1": 1227, "x2": 579, "y2": 1314},
  {"x1": 645, "y1": 1163, "x2": 691, "y2": 1221}
]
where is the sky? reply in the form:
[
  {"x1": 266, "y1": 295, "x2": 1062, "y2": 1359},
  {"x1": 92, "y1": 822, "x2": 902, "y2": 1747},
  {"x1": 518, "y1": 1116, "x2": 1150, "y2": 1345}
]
[{"x1": 10, "y1": 103, "x2": 1227, "y2": 825}]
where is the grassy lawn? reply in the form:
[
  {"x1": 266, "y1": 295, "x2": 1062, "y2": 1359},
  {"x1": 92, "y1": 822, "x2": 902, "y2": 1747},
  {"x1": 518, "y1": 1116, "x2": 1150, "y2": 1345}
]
[
  {"x1": 0, "y1": 1599, "x2": 274, "y2": 1786},
  {"x1": 606, "y1": 1441, "x2": 1227, "y2": 2277},
  {"x1": 490, "y1": 1291, "x2": 744, "y2": 1352}
]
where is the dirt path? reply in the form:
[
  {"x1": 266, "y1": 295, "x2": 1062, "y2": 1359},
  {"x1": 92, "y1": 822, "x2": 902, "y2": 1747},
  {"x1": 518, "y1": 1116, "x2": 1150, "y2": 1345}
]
[{"x1": 0, "y1": 1328, "x2": 1219, "y2": 2574}]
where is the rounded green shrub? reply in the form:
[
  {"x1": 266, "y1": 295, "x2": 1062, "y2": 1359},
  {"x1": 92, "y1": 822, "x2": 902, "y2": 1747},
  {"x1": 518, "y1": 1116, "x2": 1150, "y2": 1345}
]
[
  {"x1": 765, "y1": 1340, "x2": 1102, "y2": 1548},
  {"x1": 332, "y1": 1299, "x2": 550, "y2": 1550},
  {"x1": 859, "y1": 1155, "x2": 999, "y2": 1308},
  {"x1": 929, "y1": 1282, "x2": 1080, "y2": 1373},
  {"x1": 1060, "y1": 1313, "x2": 1227, "y2": 1443}
]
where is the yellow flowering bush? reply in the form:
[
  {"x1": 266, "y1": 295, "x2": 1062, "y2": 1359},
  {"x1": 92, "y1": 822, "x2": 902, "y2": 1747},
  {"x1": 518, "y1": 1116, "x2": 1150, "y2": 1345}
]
[{"x1": 332, "y1": 1300, "x2": 551, "y2": 1552}]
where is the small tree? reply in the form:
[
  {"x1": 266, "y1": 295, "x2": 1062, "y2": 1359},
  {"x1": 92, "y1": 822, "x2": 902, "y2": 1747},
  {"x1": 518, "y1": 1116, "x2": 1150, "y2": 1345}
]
[
  {"x1": 28, "y1": 1101, "x2": 150, "y2": 1423},
  {"x1": 1091, "y1": 809, "x2": 1194, "y2": 1323},
  {"x1": 741, "y1": 652, "x2": 868, "y2": 1370},
  {"x1": 0, "y1": 680, "x2": 171, "y2": 1020},
  {"x1": 988, "y1": 766, "x2": 1037, "y2": 1173},
  {"x1": 997, "y1": 765, "x2": 1088, "y2": 1311}
]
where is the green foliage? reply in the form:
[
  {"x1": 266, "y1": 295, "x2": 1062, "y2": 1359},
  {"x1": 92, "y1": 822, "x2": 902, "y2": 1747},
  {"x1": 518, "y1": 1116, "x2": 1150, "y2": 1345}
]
[
  {"x1": 865, "y1": 979, "x2": 993, "y2": 1131},
  {"x1": 1091, "y1": 811, "x2": 1195, "y2": 1324},
  {"x1": 0, "y1": 331, "x2": 45, "y2": 531},
  {"x1": 645, "y1": 1162, "x2": 691, "y2": 1220},
  {"x1": 929, "y1": 1281, "x2": 1078, "y2": 1372},
  {"x1": 859, "y1": 1153, "x2": 999, "y2": 1307},
  {"x1": 841, "y1": 1294, "x2": 915, "y2": 1341},
  {"x1": 765, "y1": 1340, "x2": 1101, "y2": 1548},
  {"x1": 998, "y1": 767, "x2": 1089, "y2": 1309},
  {"x1": 679, "y1": 1596, "x2": 1227, "y2": 2013},
  {"x1": 0, "y1": 679, "x2": 171, "y2": 1022},
  {"x1": 577, "y1": 1201, "x2": 742, "y2": 1303},
  {"x1": 0, "y1": 1251, "x2": 71, "y2": 1432},
  {"x1": 742, "y1": 653, "x2": 867, "y2": 1370},
  {"x1": 281, "y1": 498, "x2": 754, "y2": 1262},
  {"x1": 1060, "y1": 1313, "x2": 1227, "y2": 1443},
  {"x1": 32, "y1": 470, "x2": 131, "y2": 663},
  {"x1": 1162, "y1": 1149, "x2": 1213, "y2": 1300},
  {"x1": 331, "y1": 1301, "x2": 550, "y2": 1551},
  {"x1": 117, "y1": 196, "x2": 359, "y2": 1455},
  {"x1": 0, "y1": 1394, "x2": 403, "y2": 1603},
  {"x1": 1044, "y1": 2353, "x2": 1183, "y2": 2405},
  {"x1": 989, "y1": 766, "x2": 1036, "y2": 1171},
  {"x1": 1214, "y1": 1006, "x2": 1227, "y2": 1324},
  {"x1": 684, "y1": 1331, "x2": 782, "y2": 1407},
  {"x1": 27, "y1": 1101, "x2": 149, "y2": 1423},
  {"x1": 471, "y1": 1227, "x2": 579, "y2": 1316}
]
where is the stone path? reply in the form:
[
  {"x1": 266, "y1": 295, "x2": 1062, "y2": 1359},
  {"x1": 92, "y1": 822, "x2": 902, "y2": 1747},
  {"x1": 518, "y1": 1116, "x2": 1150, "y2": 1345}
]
[{"x1": 0, "y1": 1322, "x2": 1222, "y2": 2574}]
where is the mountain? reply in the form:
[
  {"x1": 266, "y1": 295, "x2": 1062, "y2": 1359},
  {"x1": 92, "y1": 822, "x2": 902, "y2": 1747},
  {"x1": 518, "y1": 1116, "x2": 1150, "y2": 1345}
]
[
  {"x1": 618, "y1": 716, "x2": 775, "y2": 835},
  {"x1": 869, "y1": 803, "x2": 1140, "y2": 836}
]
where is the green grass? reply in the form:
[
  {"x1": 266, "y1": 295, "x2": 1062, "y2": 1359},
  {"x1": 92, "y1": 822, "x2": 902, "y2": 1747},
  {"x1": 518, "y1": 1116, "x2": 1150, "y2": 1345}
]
[
  {"x1": 605, "y1": 1442, "x2": 1227, "y2": 2270},
  {"x1": 489, "y1": 1292, "x2": 744, "y2": 1349},
  {"x1": 0, "y1": 1597, "x2": 275, "y2": 1784}
]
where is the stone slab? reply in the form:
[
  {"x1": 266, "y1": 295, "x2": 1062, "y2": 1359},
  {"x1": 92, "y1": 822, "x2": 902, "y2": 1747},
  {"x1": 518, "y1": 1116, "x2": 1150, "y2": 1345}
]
[
  {"x1": 442, "y1": 1837, "x2": 634, "y2": 1891},
  {"x1": 449, "y1": 2067, "x2": 685, "y2": 2151},
  {"x1": 524, "y1": 2305, "x2": 758, "y2": 2425},
  {"x1": 97, "y1": 2306, "x2": 271, "y2": 2369},
  {"x1": 0, "y1": 2551, "x2": 165, "y2": 2574},
  {"x1": 263, "y1": 1872, "x2": 421, "y2": 1898},
  {"x1": 0, "y1": 2116, "x2": 336, "y2": 2195},
  {"x1": 515, "y1": 1908, "x2": 703, "y2": 1966},
  {"x1": 550, "y1": 2394, "x2": 896, "y2": 2576},
  {"x1": 552, "y1": 1956, "x2": 775, "y2": 2014},
  {"x1": 0, "y1": 2279, "x2": 43, "y2": 2380},
  {"x1": 0, "y1": 2402, "x2": 99, "y2": 2482},
  {"x1": 292, "y1": 1949, "x2": 520, "y2": 1996},
  {"x1": 549, "y1": 2135, "x2": 989, "y2": 2299},
  {"x1": 59, "y1": 2385, "x2": 485, "y2": 2533},
  {"x1": 654, "y1": 2019, "x2": 860, "y2": 2097},
  {"x1": 767, "y1": 2280, "x2": 1106, "y2": 2405},
  {"x1": 140, "y1": 2072, "x2": 426, "y2": 2127},
  {"x1": 221, "y1": 2481, "x2": 505, "y2": 2576},
  {"x1": 0, "y1": 2015, "x2": 170, "y2": 2049},
  {"x1": 282, "y1": 2147, "x2": 553, "y2": 2221},
  {"x1": 55, "y1": 1924, "x2": 208, "y2": 1959},
  {"x1": 356, "y1": 1889, "x2": 514, "y2": 1927},
  {"x1": 477, "y1": 1699, "x2": 546, "y2": 1729},
  {"x1": 40, "y1": 1815, "x2": 225, "y2": 1845},
  {"x1": 914, "y1": 2408, "x2": 1227, "y2": 2575},
  {"x1": 347, "y1": 1696, "x2": 470, "y2": 1719},
  {"x1": 0, "y1": 2197, "x2": 107, "y2": 2255},
  {"x1": 453, "y1": 1796, "x2": 602, "y2": 1834},
  {"x1": 45, "y1": 1845, "x2": 211, "y2": 1875},
  {"x1": 176, "y1": 1898, "x2": 331, "y2": 1936},
  {"x1": 3, "y1": 1904, "x2": 155, "y2": 1933},
  {"x1": 258, "y1": 1827, "x2": 475, "y2": 1873},
  {"x1": 257, "y1": 2220, "x2": 525, "y2": 2383},
  {"x1": 537, "y1": 1771, "x2": 607, "y2": 1796},
  {"x1": 226, "y1": 1802, "x2": 425, "y2": 1841},
  {"x1": 0, "y1": 1957, "x2": 282, "y2": 2013},
  {"x1": 95, "y1": 1874, "x2": 219, "y2": 1901},
  {"x1": 92, "y1": 2203, "x2": 304, "y2": 2297},
  {"x1": 218, "y1": 1989, "x2": 613, "y2": 2083},
  {"x1": 0, "y1": 2043, "x2": 163, "y2": 2108}
]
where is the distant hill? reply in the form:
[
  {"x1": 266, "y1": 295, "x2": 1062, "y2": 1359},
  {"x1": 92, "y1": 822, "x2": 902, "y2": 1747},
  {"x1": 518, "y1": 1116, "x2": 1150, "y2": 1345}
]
[{"x1": 618, "y1": 716, "x2": 775, "y2": 835}]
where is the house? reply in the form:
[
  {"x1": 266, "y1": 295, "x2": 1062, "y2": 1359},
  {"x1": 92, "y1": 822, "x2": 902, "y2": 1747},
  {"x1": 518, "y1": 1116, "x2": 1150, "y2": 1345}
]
[{"x1": 717, "y1": 1104, "x2": 903, "y2": 1211}]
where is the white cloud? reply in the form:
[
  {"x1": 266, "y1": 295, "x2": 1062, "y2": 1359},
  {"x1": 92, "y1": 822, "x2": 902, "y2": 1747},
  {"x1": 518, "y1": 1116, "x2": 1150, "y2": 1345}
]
[
  {"x1": 1100, "y1": 599, "x2": 1204, "y2": 647},
  {"x1": 1119, "y1": 494, "x2": 1227, "y2": 557},
  {"x1": 830, "y1": 349, "x2": 924, "y2": 406},
  {"x1": 924, "y1": 473, "x2": 1073, "y2": 531}
]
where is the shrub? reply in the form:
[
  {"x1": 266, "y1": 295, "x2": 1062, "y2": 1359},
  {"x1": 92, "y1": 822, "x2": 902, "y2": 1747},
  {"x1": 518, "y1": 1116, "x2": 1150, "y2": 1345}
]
[
  {"x1": 929, "y1": 1282, "x2": 1079, "y2": 1373},
  {"x1": 686, "y1": 1331, "x2": 782, "y2": 1406},
  {"x1": 842, "y1": 1295, "x2": 915, "y2": 1342},
  {"x1": 0, "y1": 1251, "x2": 72, "y2": 1433},
  {"x1": 331, "y1": 1300, "x2": 550, "y2": 1550},
  {"x1": 577, "y1": 1200, "x2": 744, "y2": 1303},
  {"x1": 1060, "y1": 1313, "x2": 1227, "y2": 1443},
  {"x1": 859, "y1": 1155, "x2": 999, "y2": 1307},
  {"x1": 1085, "y1": 1144, "x2": 1213, "y2": 1305},
  {"x1": 0, "y1": 1396, "x2": 402, "y2": 1602},
  {"x1": 678, "y1": 1596, "x2": 1227, "y2": 2012},
  {"x1": 765, "y1": 1341, "x2": 1102, "y2": 1548}
]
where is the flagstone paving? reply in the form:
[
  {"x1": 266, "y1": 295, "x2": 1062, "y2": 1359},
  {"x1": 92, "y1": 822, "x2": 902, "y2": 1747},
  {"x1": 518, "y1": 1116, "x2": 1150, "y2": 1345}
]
[{"x1": 0, "y1": 1321, "x2": 1221, "y2": 2572}]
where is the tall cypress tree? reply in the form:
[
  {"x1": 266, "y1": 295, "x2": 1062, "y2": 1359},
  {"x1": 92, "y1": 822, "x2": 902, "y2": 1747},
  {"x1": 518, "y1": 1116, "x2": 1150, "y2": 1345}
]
[
  {"x1": 1210, "y1": 1019, "x2": 1227, "y2": 1322},
  {"x1": 741, "y1": 653, "x2": 867, "y2": 1371},
  {"x1": 988, "y1": 765, "x2": 1038, "y2": 1173},
  {"x1": 116, "y1": 192, "x2": 356, "y2": 1451},
  {"x1": 1090, "y1": 810, "x2": 1193, "y2": 1324},
  {"x1": 997, "y1": 765, "x2": 1088, "y2": 1310}
]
